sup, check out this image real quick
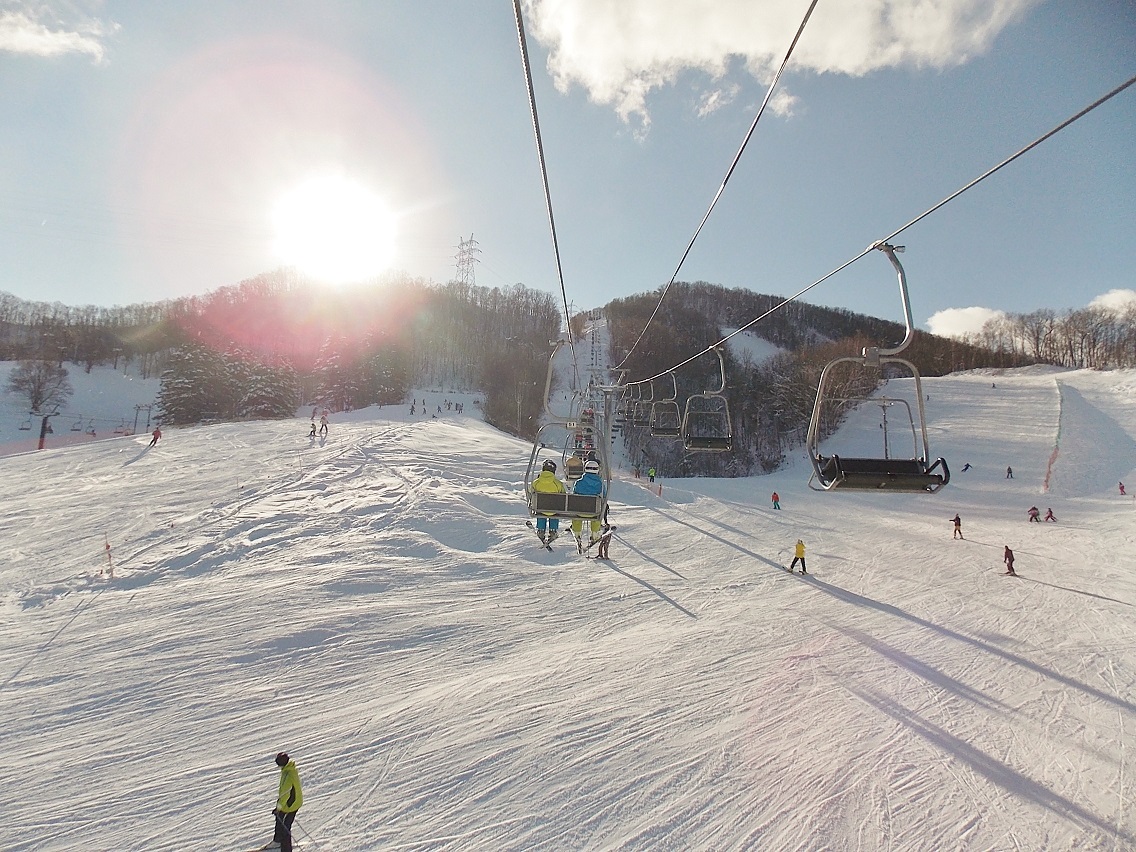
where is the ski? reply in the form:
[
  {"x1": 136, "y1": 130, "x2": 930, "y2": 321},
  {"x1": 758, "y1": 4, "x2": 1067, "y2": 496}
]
[
  {"x1": 525, "y1": 520, "x2": 554, "y2": 551},
  {"x1": 581, "y1": 525, "x2": 617, "y2": 555}
]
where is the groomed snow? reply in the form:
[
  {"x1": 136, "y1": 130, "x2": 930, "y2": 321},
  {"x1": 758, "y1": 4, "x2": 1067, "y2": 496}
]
[{"x1": 2, "y1": 367, "x2": 1134, "y2": 851}]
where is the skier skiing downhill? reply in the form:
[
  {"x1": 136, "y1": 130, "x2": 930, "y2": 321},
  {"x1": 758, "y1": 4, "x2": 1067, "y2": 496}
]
[
  {"x1": 570, "y1": 459, "x2": 607, "y2": 551},
  {"x1": 790, "y1": 539, "x2": 807, "y2": 573},
  {"x1": 951, "y1": 514, "x2": 964, "y2": 539},
  {"x1": 1004, "y1": 546, "x2": 1017, "y2": 575},
  {"x1": 529, "y1": 460, "x2": 565, "y2": 545},
  {"x1": 269, "y1": 752, "x2": 303, "y2": 852}
]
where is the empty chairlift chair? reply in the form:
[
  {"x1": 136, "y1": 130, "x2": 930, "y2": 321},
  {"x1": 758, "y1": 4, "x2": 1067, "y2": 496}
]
[
  {"x1": 681, "y1": 345, "x2": 733, "y2": 452},
  {"x1": 650, "y1": 373, "x2": 682, "y2": 438},
  {"x1": 806, "y1": 243, "x2": 949, "y2": 493}
]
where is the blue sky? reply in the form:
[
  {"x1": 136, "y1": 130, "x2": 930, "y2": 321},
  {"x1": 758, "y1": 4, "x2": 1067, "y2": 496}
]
[{"x1": 1, "y1": 0, "x2": 1133, "y2": 336}]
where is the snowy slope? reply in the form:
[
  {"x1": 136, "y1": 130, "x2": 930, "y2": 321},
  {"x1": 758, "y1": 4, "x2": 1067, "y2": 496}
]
[
  {"x1": 2, "y1": 368, "x2": 1135, "y2": 851},
  {"x1": 0, "y1": 362, "x2": 160, "y2": 457}
]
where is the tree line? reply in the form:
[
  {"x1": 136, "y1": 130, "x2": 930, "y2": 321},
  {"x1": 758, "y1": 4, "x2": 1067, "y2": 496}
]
[
  {"x1": 966, "y1": 305, "x2": 1136, "y2": 370},
  {"x1": 1, "y1": 271, "x2": 561, "y2": 429}
]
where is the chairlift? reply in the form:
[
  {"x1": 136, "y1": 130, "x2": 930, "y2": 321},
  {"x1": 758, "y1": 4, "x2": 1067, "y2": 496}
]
[
  {"x1": 806, "y1": 243, "x2": 949, "y2": 493},
  {"x1": 71, "y1": 416, "x2": 83, "y2": 432},
  {"x1": 524, "y1": 340, "x2": 614, "y2": 522},
  {"x1": 631, "y1": 382, "x2": 653, "y2": 427},
  {"x1": 650, "y1": 373, "x2": 682, "y2": 438},
  {"x1": 18, "y1": 416, "x2": 32, "y2": 431},
  {"x1": 681, "y1": 346, "x2": 733, "y2": 451}
]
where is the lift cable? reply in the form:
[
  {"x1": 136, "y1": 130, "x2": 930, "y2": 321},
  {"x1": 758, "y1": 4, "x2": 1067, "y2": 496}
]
[
  {"x1": 627, "y1": 71, "x2": 1136, "y2": 387},
  {"x1": 613, "y1": 0, "x2": 820, "y2": 374},
  {"x1": 512, "y1": 0, "x2": 581, "y2": 390}
]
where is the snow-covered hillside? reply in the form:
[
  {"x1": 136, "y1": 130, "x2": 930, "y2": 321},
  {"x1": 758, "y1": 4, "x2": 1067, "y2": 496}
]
[
  {"x1": 2, "y1": 367, "x2": 1135, "y2": 851},
  {"x1": 0, "y1": 362, "x2": 160, "y2": 457}
]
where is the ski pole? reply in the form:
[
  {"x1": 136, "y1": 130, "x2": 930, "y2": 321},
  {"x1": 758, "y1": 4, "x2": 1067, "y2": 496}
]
[{"x1": 293, "y1": 817, "x2": 323, "y2": 849}]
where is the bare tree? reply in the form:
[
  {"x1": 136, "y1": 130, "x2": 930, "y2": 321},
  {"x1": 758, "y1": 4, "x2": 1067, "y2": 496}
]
[{"x1": 5, "y1": 359, "x2": 73, "y2": 413}]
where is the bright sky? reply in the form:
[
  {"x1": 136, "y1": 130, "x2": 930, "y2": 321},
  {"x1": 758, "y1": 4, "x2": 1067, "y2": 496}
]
[{"x1": 1, "y1": 1, "x2": 1134, "y2": 335}]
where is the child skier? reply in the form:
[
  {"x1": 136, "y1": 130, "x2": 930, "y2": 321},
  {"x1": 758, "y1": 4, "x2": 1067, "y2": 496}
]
[
  {"x1": 790, "y1": 539, "x2": 807, "y2": 574},
  {"x1": 1004, "y1": 546, "x2": 1017, "y2": 576},
  {"x1": 1044, "y1": 508, "x2": 1056, "y2": 522},
  {"x1": 951, "y1": 514, "x2": 964, "y2": 539},
  {"x1": 1027, "y1": 506, "x2": 1040, "y2": 523}
]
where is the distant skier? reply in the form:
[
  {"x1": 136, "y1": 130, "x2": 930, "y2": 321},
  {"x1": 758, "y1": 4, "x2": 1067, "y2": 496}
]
[
  {"x1": 270, "y1": 752, "x2": 303, "y2": 852},
  {"x1": 771, "y1": 491, "x2": 781, "y2": 510},
  {"x1": 1044, "y1": 508, "x2": 1056, "y2": 522},
  {"x1": 570, "y1": 460, "x2": 607, "y2": 550},
  {"x1": 951, "y1": 513, "x2": 964, "y2": 539},
  {"x1": 648, "y1": 467, "x2": 656, "y2": 483},
  {"x1": 308, "y1": 421, "x2": 316, "y2": 438},
  {"x1": 790, "y1": 539, "x2": 807, "y2": 574},
  {"x1": 319, "y1": 412, "x2": 329, "y2": 436},
  {"x1": 961, "y1": 463, "x2": 971, "y2": 472},
  {"x1": 1027, "y1": 506, "x2": 1040, "y2": 523},
  {"x1": 1004, "y1": 546, "x2": 1016, "y2": 576},
  {"x1": 1121, "y1": 482, "x2": 1127, "y2": 496},
  {"x1": 148, "y1": 426, "x2": 161, "y2": 447},
  {"x1": 1006, "y1": 466, "x2": 1013, "y2": 479},
  {"x1": 529, "y1": 459, "x2": 566, "y2": 545}
]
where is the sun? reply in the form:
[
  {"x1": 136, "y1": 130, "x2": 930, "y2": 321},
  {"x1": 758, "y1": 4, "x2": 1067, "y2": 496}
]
[{"x1": 271, "y1": 175, "x2": 397, "y2": 283}]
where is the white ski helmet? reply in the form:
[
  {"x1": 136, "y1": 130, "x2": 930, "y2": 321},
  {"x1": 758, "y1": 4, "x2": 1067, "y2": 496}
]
[{"x1": 584, "y1": 460, "x2": 600, "y2": 473}]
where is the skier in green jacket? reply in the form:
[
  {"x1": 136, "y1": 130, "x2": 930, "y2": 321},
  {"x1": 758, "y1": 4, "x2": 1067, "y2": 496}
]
[{"x1": 271, "y1": 752, "x2": 303, "y2": 852}]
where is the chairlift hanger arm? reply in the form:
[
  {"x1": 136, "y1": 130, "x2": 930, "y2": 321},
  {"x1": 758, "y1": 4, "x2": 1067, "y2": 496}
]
[{"x1": 871, "y1": 242, "x2": 914, "y2": 359}]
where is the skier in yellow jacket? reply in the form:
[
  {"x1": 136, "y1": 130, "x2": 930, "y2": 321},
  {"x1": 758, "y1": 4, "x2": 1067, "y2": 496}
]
[
  {"x1": 529, "y1": 459, "x2": 566, "y2": 544},
  {"x1": 272, "y1": 752, "x2": 303, "y2": 852},
  {"x1": 790, "y1": 539, "x2": 807, "y2": 574}
]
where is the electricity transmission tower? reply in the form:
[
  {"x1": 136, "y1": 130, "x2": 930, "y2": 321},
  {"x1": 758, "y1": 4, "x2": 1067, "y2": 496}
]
[{"x1": 454, "y1": 233, "x2": 481, "y2": 286}]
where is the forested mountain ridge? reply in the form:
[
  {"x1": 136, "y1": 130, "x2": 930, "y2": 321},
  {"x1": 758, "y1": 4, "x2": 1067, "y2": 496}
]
[
  {"x1": 604, "y1": 282, "x2": 1034, "y2": 476},
  {"x1": 4, "y1": 272, "x2": 1131, "y2": 475}
]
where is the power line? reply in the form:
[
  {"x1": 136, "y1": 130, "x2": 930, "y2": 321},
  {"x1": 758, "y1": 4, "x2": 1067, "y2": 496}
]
[
  {"x1": 512, "y1": 0, "x2": 580, "y2": 389},
  {"x1": 614, "y1": 0, "x2": 820, "y2": 374}
]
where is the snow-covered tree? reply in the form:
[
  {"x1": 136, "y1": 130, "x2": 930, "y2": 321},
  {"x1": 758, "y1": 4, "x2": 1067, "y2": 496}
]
[{"x1": 5, "y1": 359, "x2": 74, "y2": 413}]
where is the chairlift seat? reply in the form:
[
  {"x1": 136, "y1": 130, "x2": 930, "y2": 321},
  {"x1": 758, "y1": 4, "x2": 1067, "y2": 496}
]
[
  {"x1": 817, "y1": 455, "x2": 949, "y2": 492},
  {"x1": 684, "y1": 434, "x2": 732, "y2": 452}
]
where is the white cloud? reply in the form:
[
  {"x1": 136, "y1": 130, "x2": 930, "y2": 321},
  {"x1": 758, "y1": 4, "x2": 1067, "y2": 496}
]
[
  {"x1": 524, "y1": 0, "x2": 1040, "y2": 131},
  {"x1": 696, "y1": 83, "x2": 740, "y2": 117},
  {"x1": 0, "y1": 7, "x2": 115, "y2": 62},
  {"x1": 926, "y1": 306, "x2": 1005, "y2": 339},
  {"x1": 1089, "y1": 289, "x2": 1136, "y2": 314}
]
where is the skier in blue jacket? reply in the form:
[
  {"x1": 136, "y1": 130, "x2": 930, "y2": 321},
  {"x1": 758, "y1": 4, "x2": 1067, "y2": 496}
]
[{"x1": 571, "y1": 459, "x2": 607, "y2": 550}]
